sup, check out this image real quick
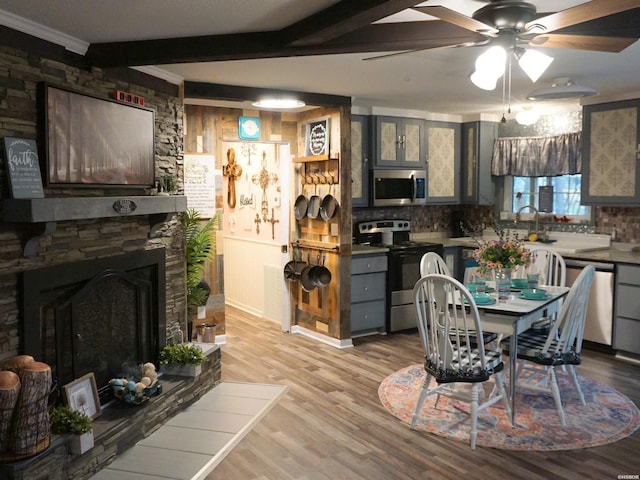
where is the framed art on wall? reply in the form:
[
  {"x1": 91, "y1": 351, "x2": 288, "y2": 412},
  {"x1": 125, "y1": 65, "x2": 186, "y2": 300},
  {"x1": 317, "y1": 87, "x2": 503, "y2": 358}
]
[{"x1": 62, "y1": 373, "x2": 101, "y2": 419}]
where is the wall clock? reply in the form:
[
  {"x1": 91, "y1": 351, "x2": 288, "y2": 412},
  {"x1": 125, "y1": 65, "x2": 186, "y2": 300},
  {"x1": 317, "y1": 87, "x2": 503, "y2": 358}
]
[{"x1": 239, "y1": 116, "x2": 261, "y2": 140}]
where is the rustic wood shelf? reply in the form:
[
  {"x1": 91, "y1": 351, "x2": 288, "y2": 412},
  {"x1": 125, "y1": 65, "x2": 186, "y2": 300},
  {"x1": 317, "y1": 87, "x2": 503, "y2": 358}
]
[
  {"x1": 292, "y1": 154, "x2": 330, "y2": 163},
  {"x1": 1, "y1": 195, "x2": 188, "y2": 256}
]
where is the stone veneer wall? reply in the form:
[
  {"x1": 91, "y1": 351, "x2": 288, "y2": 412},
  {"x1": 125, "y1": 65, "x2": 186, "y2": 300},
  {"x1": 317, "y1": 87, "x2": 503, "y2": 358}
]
[{"x1": 0, "y1": 37, "x2": 187, "y2": 360}]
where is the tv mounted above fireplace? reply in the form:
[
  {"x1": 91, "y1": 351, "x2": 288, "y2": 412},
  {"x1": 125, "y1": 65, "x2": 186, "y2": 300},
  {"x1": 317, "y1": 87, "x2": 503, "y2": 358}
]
[{"x1": 38, "y1": 82, "x2": 155, "y2": 188}]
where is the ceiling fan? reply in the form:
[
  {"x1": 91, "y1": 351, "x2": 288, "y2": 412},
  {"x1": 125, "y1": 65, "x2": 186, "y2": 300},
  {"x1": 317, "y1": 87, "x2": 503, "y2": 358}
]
[{"x1": 366, "y1": 0, "x2": 640, "y2": 61}]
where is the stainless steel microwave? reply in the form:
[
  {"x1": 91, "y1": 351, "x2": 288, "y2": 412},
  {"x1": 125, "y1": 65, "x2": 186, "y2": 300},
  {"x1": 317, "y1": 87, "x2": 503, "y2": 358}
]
[{"x1": 371, "y1": 169, "x2": 427, "y2": 207}]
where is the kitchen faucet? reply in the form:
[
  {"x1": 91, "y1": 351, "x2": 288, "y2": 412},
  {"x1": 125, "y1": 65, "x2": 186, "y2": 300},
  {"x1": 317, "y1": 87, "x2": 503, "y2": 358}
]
[{"x1": 515, "y1": 204, "x2": 539, "y2": 236}]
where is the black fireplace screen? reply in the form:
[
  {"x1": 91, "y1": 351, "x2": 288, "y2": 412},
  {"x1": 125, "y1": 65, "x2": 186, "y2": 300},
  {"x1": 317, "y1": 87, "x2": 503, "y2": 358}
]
[{"x1": 22, "y1": 248, "x2": 166, "y2": 404}]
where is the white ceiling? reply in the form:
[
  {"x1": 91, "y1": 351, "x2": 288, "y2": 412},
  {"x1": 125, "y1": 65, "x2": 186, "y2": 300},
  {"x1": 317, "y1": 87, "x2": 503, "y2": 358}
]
[{"x1": 2, "y1": 0, "x2": 639, "y2": 120}]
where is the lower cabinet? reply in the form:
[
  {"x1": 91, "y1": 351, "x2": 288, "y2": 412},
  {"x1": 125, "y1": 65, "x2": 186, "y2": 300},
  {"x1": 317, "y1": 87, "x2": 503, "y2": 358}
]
[
  {"x1": 614, "y1": 264, "x2": 640, "y2": 355},
  {"x1": 351, "y1": 254, "x2": 387, "y2": 334}
]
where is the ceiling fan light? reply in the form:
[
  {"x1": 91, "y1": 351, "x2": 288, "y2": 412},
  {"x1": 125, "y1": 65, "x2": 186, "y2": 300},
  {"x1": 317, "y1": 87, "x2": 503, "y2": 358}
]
[
  {"x1": 470, "y1": 70, "x2": 499, "y2": 90},
  {"x1": 251, "y1": 98, "x2": 306, "y2": 109},
  {"x1": 515, "y1": 109, "x2": 540, "y2": 125},
  {"x1": 518, "y1": 49, "x2": 554, "y2": 83},
  {"x1": 475, "y1": 46, "x2": 507, "y2": 77}
]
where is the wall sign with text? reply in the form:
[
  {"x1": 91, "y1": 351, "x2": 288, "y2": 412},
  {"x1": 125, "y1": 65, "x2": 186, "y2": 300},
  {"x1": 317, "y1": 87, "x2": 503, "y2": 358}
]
[
  {"x1": 304, "y1": 117, "x2": 330, "y2": 157},
  {"x1": 1, "y1": 137, "x2": 44, "y2": 198}
]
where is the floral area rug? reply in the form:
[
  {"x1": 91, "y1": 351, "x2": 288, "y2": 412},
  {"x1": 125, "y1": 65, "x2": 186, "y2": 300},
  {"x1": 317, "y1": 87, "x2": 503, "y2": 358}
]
[{"x1": 379, "y1": 364, "x2": 640, "y2": 450}]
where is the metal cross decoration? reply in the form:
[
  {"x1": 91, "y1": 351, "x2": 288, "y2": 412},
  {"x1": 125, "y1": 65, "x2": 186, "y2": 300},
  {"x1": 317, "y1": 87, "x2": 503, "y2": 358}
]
[
  {"x1": 267, "y1": 208, "x2": 279, "y2": 240},
  {"x1": 254, "y1": 213, "x2": 262, "y2": 234},
  {"x1": 252, "y1": 150, "x2": 278, "y2": 221},
  {"x1": 222, "y1": 148, "x2": 243, "y2": 208}
]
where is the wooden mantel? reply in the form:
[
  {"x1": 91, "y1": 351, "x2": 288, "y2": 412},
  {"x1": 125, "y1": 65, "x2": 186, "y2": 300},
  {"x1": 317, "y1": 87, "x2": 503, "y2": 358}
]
[{"x1": 1, "y1": 195, "x2": 188, "y2": 256}]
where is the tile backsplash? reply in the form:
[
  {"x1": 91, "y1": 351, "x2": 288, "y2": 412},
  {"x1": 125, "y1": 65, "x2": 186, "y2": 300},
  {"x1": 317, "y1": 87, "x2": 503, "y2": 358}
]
[{"x1": 353, "y1": 205, "x2": 640, "y2": 244}]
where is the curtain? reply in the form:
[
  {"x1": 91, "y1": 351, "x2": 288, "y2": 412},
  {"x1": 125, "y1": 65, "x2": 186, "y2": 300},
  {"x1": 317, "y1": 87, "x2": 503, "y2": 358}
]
[{"x1": 491, "y1": 132, "x2": 581, "y2": 176}]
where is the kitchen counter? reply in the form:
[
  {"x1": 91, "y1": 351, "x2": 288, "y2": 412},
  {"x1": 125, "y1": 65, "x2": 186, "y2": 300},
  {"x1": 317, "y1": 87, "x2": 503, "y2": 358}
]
[{"x1": 439, "y1": 237, "x2": 640, "y2": 266}]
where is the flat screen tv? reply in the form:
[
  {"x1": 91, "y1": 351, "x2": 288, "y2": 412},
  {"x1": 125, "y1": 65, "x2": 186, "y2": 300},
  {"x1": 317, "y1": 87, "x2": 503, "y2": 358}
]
[{"x1": 38, "y1": 83, "x2": 155, "y2": 188}]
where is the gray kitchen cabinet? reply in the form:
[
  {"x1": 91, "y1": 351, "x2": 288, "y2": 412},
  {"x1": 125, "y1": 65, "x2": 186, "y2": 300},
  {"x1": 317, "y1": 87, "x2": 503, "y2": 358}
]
[
  {"x1": 425, "y1": 120, "x2": 461, "y2": 204},
  {"x1": 372, "y1": 115, "x2": 425, "y2": 168},
  {"x1": 351, "y1": 115, "x2": 370, "y2": 207},
  {"x1": 461, "y1": 121, "x2": 498, "y2": 205},
  {"x1": 613, "y1": 264, "x2": 640, "y2": 355},
  {"x1": 351, "y1": 253, "x2": 387, "y2": 334},
  {"x1": 582, "y1": 99, "x2": 640, "y2": 205}
]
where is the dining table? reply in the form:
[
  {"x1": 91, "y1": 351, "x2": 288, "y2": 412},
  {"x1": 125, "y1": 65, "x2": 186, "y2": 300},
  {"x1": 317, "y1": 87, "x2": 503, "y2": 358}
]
[{"x1": 473, "y1": 285, "x2": 571, "y2": 426}]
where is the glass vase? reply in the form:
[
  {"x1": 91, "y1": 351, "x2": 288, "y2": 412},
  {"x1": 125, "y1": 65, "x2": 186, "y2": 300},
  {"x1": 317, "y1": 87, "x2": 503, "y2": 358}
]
[{"x1": 494, "y1": 268, "x2": 512, "y2": 303}]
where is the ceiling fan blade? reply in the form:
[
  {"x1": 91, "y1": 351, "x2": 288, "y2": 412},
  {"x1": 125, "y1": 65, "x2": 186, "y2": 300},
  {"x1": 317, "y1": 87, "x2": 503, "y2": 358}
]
[
  {"x1": 529, "y1": 34, "x2": 638, "y2": 53},
  {"x1": 413, "y1": 6, "x2": 498, "y2": 35},
  {"x1": 525, "y1": 0, "x2": 640, "y2": 34},
  {"x1": 363, "y1": 40, "x2": 487, "y2": 61}
]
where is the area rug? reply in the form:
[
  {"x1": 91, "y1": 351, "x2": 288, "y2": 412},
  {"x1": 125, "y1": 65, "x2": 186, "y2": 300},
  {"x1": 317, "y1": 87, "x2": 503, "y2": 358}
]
[{"x1": 379, "y1": 364, "x2": 640, "y2": 450}]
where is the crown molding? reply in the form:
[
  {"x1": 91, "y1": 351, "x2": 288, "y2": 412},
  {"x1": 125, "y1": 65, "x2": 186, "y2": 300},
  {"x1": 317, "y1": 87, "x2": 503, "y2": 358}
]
[
  {"x1": 0, "y1": 8, "x2": 88, "y2": 55},
  {"x1": 131, "y1": 66, "x2": 183, "y2": 86}
]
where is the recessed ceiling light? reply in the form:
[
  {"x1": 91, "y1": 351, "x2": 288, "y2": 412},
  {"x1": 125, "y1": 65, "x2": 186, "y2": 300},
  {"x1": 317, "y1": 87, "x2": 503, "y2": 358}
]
[{"x1": 252, "y1": 98, "x2": 306, "y2": 109}]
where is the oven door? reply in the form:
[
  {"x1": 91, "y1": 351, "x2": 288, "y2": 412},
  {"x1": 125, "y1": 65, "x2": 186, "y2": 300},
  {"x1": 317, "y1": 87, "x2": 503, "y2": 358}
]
[{"x1": 388, "y1": 247, "x2": 441, "y2": 332}]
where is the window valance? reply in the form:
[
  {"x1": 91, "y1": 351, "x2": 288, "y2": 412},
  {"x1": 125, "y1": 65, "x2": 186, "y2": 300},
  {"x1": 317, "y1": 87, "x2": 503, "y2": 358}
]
[{"x1": 491, "y1": 132, "x2": 581, "y2": 177}]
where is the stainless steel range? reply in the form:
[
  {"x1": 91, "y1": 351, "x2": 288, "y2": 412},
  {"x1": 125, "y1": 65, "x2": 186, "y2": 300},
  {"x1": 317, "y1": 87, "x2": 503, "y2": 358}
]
[{"x1": 355, "y1": 219, "x2": 443, "y2": 332}]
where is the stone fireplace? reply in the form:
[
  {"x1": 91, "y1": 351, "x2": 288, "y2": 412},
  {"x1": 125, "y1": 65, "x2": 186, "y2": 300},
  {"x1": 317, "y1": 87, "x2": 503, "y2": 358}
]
[{"x1": 21, "y1": 248, "x2": 166, "y2": 404}]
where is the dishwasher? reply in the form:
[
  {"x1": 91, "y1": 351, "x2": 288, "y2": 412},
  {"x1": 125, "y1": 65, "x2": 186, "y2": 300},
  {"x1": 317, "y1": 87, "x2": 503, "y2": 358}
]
[{"x1": 565, "y1": 258, "x2": 615, "y2": 346}]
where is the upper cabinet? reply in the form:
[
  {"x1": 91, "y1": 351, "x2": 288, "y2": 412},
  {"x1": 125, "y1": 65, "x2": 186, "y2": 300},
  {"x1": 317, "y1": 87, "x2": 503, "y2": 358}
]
[
  {"x1": 372, "y1": 116, "x2": 425, "y2": 168},
  {"x1": 425, "y1": 120, "x2": 460, "y2": 204},
  {"x1": 461, "y1": 121, "x2": 498, "y2": 205},
  {"x1": 351, "y1": 115, "x2": 370, "y2": 207},
  {"x1": 582, "y1": 99, "x2": 640, "y2": 205}
]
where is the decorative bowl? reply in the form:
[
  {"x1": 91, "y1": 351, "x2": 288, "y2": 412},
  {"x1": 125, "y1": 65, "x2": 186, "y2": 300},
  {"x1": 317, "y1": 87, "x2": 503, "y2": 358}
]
[{"x1": 521, "y1": 288, "x2": 547, "y2": 299}]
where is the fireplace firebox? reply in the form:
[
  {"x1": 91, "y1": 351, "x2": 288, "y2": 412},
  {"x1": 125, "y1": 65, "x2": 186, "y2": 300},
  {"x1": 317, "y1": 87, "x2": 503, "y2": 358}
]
[{"x1": 21, "y1": 248, "x2": 166, "y2": 404}]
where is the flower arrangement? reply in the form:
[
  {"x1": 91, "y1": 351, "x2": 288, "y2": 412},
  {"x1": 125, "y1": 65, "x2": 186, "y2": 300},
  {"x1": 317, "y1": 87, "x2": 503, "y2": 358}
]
[{"x1": 471, "y1": 225, "x2": 531, "y2": 273}]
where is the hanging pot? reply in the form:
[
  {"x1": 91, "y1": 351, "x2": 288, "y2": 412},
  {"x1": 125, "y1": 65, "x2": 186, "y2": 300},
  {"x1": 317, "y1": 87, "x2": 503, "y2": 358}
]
[{"x1": 294, "y1": 194, "x2": 308, "y2": 221}]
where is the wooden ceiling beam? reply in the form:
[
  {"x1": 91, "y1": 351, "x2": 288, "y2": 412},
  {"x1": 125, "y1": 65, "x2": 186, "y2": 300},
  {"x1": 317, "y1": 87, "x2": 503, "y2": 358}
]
[
  {"x1": 277, "y1": 0, "x2": 421, "y2": 46},
  {"x1": 86, "y1": 21, "x2": 474, "y2": 68}
]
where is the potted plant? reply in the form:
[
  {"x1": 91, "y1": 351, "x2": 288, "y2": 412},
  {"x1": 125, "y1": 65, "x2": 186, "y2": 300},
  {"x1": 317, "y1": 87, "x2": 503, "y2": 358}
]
[
  {"x1": 183, "y1": 208, "x2": 219, "y2": 340},
  {"x1": 50, "y1": 405, "x2": 94, "y2": 455},
  {"x1": 159, "y1": 344, "x2": 206, "y2": 377}
]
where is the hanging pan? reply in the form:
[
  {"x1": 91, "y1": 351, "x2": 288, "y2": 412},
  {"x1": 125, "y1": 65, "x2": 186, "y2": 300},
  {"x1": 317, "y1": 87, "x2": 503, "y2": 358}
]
[
  {"x1": 283, "y1": 250, "x2": 306, "y2": 282},
  {"x1": 309, "y1": 254, "x2": 332, "y2": 287},
  {"x1": 300, "y1": 255, "x2": 317, "y2": 292},
  {"x1": 320, "y1": 176, "x2": 339, "y2": 221},
  {"x1": 307, "y1": 175, "x2": 321, "y2": 219},
  {"x1": 294, "y1": 194, "x2": 308, "y2": 221}
]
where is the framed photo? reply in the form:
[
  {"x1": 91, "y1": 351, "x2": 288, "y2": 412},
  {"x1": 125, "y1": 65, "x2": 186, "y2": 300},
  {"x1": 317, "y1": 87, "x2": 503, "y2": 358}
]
[{"x1": 62, "y1": 373, "x2": 101, "y2": 419}]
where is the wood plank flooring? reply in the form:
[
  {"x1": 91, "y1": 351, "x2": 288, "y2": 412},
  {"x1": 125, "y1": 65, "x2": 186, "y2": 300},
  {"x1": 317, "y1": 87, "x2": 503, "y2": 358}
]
[{"x1": 208, "y1": 307, "x2": 640, "y2": 480}]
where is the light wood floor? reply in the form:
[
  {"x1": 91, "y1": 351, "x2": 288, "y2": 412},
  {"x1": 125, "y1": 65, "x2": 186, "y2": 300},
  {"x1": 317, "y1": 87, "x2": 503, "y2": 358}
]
[{"x1": 209, "y1": 307, "x2": 640, "y2": 480}]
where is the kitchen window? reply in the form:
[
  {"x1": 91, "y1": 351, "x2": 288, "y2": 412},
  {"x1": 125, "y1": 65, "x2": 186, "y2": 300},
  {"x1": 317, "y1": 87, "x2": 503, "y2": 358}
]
[{"x1": 503, "y1": 174, "x2": 591, "y2": 221}]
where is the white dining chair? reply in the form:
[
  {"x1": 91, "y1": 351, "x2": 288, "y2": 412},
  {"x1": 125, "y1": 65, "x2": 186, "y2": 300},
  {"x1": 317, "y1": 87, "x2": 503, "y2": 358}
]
[
  {"x1": 412, "y1": 274, "x2": 511, "y2": 449},
  {"x1": 420, "y1": 251, "x2": 498, "y2": 349},
  {"x1": 500, "y1": 264, "x2": 595, "y2": 425},
  {"x1": 419, "y1": 251, "x2": 451, "y2": 277},
  {"x1": 528, "y1": 246, "x2": 567, "y2": 333}
]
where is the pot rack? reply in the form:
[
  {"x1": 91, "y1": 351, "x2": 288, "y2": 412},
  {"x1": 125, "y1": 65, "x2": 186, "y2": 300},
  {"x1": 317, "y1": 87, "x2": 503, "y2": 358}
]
[{"x1": 291, "y1": 240, "x2": 339, "y2": 252}]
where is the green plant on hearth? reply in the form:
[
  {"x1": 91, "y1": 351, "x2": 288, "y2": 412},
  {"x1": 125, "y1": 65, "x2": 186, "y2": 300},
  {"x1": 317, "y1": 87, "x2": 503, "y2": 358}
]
[
  {"x1": 50, "y1": 405, "x2": 93, "y2": 435},
  {"x1": 159, "y1": 343, "x2": 205, "y2": 366},
  {"x1": 183, "y1": 208, "x2": 219, "y2": 309}
]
